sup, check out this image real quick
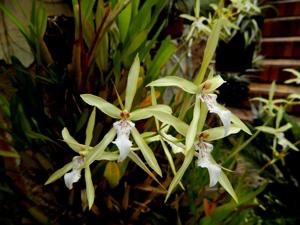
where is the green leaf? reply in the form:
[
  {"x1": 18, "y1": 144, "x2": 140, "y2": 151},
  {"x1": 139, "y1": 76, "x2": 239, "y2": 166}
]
[
  {"x1": 130, "y1": 104, "x2": 172, "y2": 121},
  {"x1": 145, "y1": 37, "x2": 176, "y2": 82},
  {"x1": 131, "y1": 127, "x2": 162, "y2": 176},
  {"x1": 85, "y1": 166, "x2": 95, "y2": 209},
  {"x1": 125, "y1": 55, "x2": 140, "y2": 111},
  {"x1": 103, "y1": 161, "x2": 121, "y2": 188},
  {"x1": 117, "y1": 2, "x2": 132, "y2": 43},
  {"x1": 219, "y1": 171, "x2": 238, "y2": 203},
  {"x1": 45, "y1": 162, "x2": 72, "y2": 185},
  {"x1": 86, "y1": 128, "x2": 117, "y2": 165},
  {"x1": 150, "y1": 111, "x2": 189, "y2": 136},
  {"x1": 85, "y1": 107, "x2": 96, "y2": 146},
  {"x1": 147, "y1": 76, "x2": 198, "y2": 94},
  {"x1": 123, "y1": 29, "x2": 149, "y2": 57},
  {"x1": 0, "y1": 150, "x2": 20, "y2": 158},
  {"x1": 81, "y1": 94, "x2": 121, "y2": 119},
  {"x1": 203, "y1": 126, "x2": 241, "y2": 141},
  {"x1": 186, "y1": 97, "x2": 201, "y2": 150},
  {"x1": 62, "y1": 127, "x2": 84, "y2": 153},
  {"x1": 37, "y1": 7, "x2": 47, "y2": 37},
  {"x1": 165, "y1": 149, "x2": 194, "y2": 201},
  {"x1": 0, "y1": 3, "x2": 28, "y2": 39}
]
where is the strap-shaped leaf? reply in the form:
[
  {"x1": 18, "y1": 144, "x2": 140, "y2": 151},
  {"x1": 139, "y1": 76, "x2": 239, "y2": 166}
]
[
  {"x1": 62, "y1": 127, "x2": 84, "y2": 153},
  {"x1": 219, "y1": 171, "x2": 238, "y2": 203},
  {"x1": 125, "y1": 55, "x2": 140, "y2": 111},
  {"x1": 85, "y1": 166, "x2": 95, "y2": 209},
  {"x1": 86, "y1": 128, "x2": 117, "y2": 165},
  {"x1": 45, "y1": 162, "x2": 73, "y2": 185},
  {"x1": 202, "y1": 126, "x2": 241, "y2": 141},
  {"x1": 147, "y1": 76, "x2": 198, "y2": 94},
  {"x1": 130, "y1": 104, "x2": 172, "y2": 121},
  {"x1": 131, "y1": 127, "x2": 162, "y2": 176},
  {"x1": 117, "y1": 1, "x2": 132, "y2": 43},
  {"x1": 81, "y1": 94, "x2": 121, "y2": 119},
  {"x1": 186, "y1": 97, "x2": 201, "y2": 150},
  {"x1": 0, "y1": 150, "x2": 20, "y2": 158},
  {"x1": 165, "y1": 149, "x2": 194, "y2": 201},
  {"x1": 85, "y1": 107, "x2": 96, "y2": 146}
]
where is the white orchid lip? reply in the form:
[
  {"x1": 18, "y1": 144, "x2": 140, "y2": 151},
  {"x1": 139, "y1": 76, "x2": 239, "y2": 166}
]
[
  {"x1": 199, "y1": 93, "x2": 231, "y2": 135},
  {"x1": 277, "y1": 132, "x2": 288, "y2": 149},
  {"x1": 113, "y1": 119, "x2": 135, "y2": 162},
  {"x1": 194, "y1": 140, "x2": 221, "y2": 187},
  {"x1": 64, "y1": 156, "x2": 84, "y2": 190}
]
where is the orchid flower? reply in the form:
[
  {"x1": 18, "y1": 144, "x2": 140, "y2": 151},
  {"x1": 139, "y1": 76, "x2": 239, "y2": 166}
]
[
  {"x1": 112, "y1": 113, "x2": 135, "y2": 162},
  {"x1": 199, "y1": 93, "x2": 231, "y2": 135},
  {"x1": 194, "y1": 140, "x2": 221, "y2": 187},
  {"x1": 45, "y1": 107, "x2": 99, "y2": 209},
  {"x1": 60, "y1": 107, "x2": 96, "y2": 190},
  {"x1": 80, "y1": 56, "x2": 172, "y2": 176}
]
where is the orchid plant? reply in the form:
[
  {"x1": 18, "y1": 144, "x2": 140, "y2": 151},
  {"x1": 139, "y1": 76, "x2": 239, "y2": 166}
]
[{"x1": 45, "y1": 16, "x2": 254, "y2": 208}]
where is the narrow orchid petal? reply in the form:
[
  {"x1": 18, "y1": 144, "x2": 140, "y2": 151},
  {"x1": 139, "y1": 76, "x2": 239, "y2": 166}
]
[
  {"x1": 63, "y1": 156, "x2": 83, "y2": 190},
  {"x1": 113, "y1": 120, "x2": 135, "y2": 161}
]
